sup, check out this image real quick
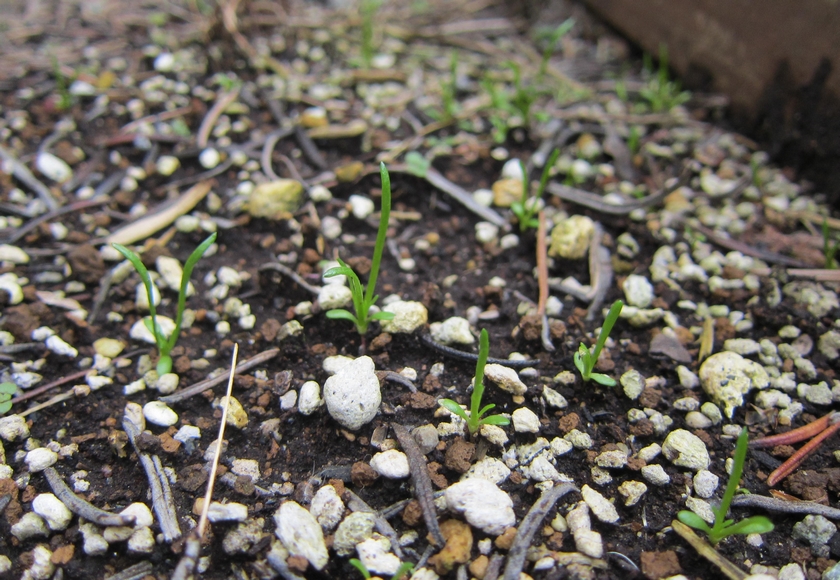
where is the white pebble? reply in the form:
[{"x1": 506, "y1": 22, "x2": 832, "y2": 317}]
[
  {"x1": 298, "y1": 381, "x2": 322, "y2": 416},
  {"x1": 370, "y1": 450, "x2": 410, "y2": 479},
  {"x1": 32, "y1": 493, "x2": 73, "y2": 530},
  {"x1": 143, "y1": 401, "x2": 179, "y2": 427},
  {"x1": 512, "y1": 407, "x2": 540, "y2": 433},
  {"x1": 581, "y1": 485, "x2": 619, "y2": 523},
  {"x1": 25, "y1": 448, "x2": 58, "y2": 472},
  {"x1": 444, "y1": 478, "x2": 515, "y2": 535}
]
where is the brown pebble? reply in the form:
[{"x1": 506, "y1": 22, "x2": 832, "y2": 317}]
[
  {"x1": 640, "y1": 550, "x2": 682, "y2": 579},
  {"x1": 368, "y1": 333, "x2": 392, "y2": 352},
  {"x1": 21, "y1": 485, "x2": 36, "y2": 503},
  {"x1": 159, "y1": 433, "x2": 181, "y2": 453},
  {"x1": 557, "y1": 412, "x2": 580, "y2": 433},
  {"x1": 444, "y1": 438, "x2": 475, "y2": 474},
  {"x1": 402, "y1": 499, "x2": 423, "y2": 527},
  {"x1": 286, "y1": 555, "x2": 309, "y2": 574},
  {"x1": 50, "y1": 544, "x2": 74, "y2": 565},
  {"x1": 469, "y1": 555, "x2": 489, "y2": 579},
  {"x1": 629, "y1": 419, "x2": 655, "y2": 437},
  {"x1": 638, "y1": 388, "x2": 661, "y2": 408},
  {"x1": 494, "y1": 527, "x2": 517, "y2": 550},
  {"x1": 427, "y1": 462, "x2": 448, "y2": 489},
  {"x1": 428, "y1": 519, "x2": 473, "y2": 575},
  {"x1": 405, "y1": 392, "x2": 437, "y2": 410},
  {"x1": 351, "y1": 461, "x2": 379, "y2": 488}
]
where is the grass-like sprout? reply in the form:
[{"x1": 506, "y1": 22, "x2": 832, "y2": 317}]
[
  {"x1": 439, "y1": 328, "x2": 511, "y2": 439},
  {"x1": 512, "y1": 149, "x2": 559, "y2": 232},
  {"x1": 0, "y1": 382, "x2": 16, "y2": 415},
  {"x1": 639, "y1": 44, "x2": 690, "y2": 113},
  {"x1": 574, "y1": 299, "x2": 623, "y2": 386},
  {"x1": 350, "y1": 558, "x2": 414, "y2": 580},
  {"x1": 678, "y1": 427, "x2": 774, "y2": 544},
  {"x1": 537, "y1": 18, "x2": 575, "y2": 80},
  {"x1": 359, "y1": 0, "x2": 383, "y2": 68},
  {"x1": 323, "y1": 162, "x2": 395, "y2": 335},
  {"x1": 113, "y1": 232, "x2": 217, "y2": 375},
  {"x1": 822, "y1": 218, "x2": 839, "y2": 269}
]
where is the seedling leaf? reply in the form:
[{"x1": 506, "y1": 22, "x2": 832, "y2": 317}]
[{"x1": 677, "y1": 510, "x2": 711, "y2": 532}]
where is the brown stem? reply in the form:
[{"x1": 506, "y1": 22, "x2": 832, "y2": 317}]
[
  {"x1": 766, "y1": 421, "x2": 840, "y2": 487},
  {"x1": 750, "y1": 412, "x2": 836, "y2": 448}
]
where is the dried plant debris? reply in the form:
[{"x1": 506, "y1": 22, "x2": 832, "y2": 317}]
[{"x1": 2, "y1": 0, "x2": 840, "y2": 578}]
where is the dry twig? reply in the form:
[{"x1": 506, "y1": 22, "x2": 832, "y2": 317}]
[{"x1": 43, "y1": 467, "x2": 135, "y2": 527}]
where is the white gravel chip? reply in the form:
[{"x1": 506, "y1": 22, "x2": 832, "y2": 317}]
[
  {"x1": 36, "y1": 151, "x2": 72, "y2": 183},
  {"x1": 208, "y1": 502, "x2": 249, "y2": 522},
  {"x1": 310, "y1": 485, "x2": 345, "y2": 532},
  {"x1": 693, "y1": 470, "x2": 720, "y2": 499},
  {"x1": 444, "y1": 478, "x2": 515, "y2": 535},
  {"x1": 623, "y1": 274, "x2": 654, "y2": 308},
  {"x1": 349, "y1": 194, "x2": 375, "y2": 219},
  {"x1": 430, "y1": 317, "x2": 474, "y2": 345},
  {"x1": 32, "y1": 493, "x2": 73, "y2": 530},
  {"x1": 620, "y1": 369, "x2": 645, "y2": 400},
  {"x1": 127, "y1": 526, "x2": 155, "y2": 553},
  {"x1": 462, "y1": 456, "x2": 511, "y2": 484},
  {"x1": 318, "y1": 283, "x2": 353, "y2": 310},
  {"x1": 380, "y1": 301, "x2": 428, "y2": 333},
  {"x1": 121, "y1": 503, "x2": 154, "y2": 528},
  {"x1": 542, "y1": 386, "x2": 568, "y2": 409},
  {"x1": 274, "y1": 501, "x2": 329, "y2": 570},
  {"x1": 581, "y1": 485, "x2": 619, "y2": 523},
  {"x1": 130, "y1": 316, "x2": 176, "y2": 344},
  {"x1": 143, "y1": 401, "x2": 179, "y2": 427},
  {"x1": 21, "y1": 544, "x2": 54, "y2": 580},
  {"x1": 298, "y1": 381, "x2": 323, "y2": 415},
  {"x1": 699, "y1": 351, "x2": 770, "y2": 418},
  {"x1": 662, "y1": 429, "x2": 710, "y2": 471},
  {"x1": 45, "y1": 335, "x2": 78, "y2": 357},
  {"x1": 370, "y1": 450, "x2": 410, "y2": 479},
  {"x1": 564, "y1": 429, "x2": 593, "y2": 449},
  {"x1": 0, "y1": 272, "x2": 24, "y2": 304},
  {"x1": 80, "y1": 522, "x2": 109, "y2": 555},
  {"x1": 641, "y1": 464, "x2": 671, "y2": 486},
  {"x1": 334, "y1": 512, "x2": 376, "y2": 556},
  {"x1": 724, "y1": 338, "x2": 761, "y2": 355},
  {"x1": 686, "y1": 497, "x2": 716, "y2": 525},
  {"x1": 323, "y1": 356, "x2": 381, "y2": 430},
  {"x1": 25, "y1": 448, "x2": 58, "y2": 472},
  {"x1": 484, "y1": 364, "x2": 527, "y2": 395},
  {"x1": 512, "y1": 407, "x2": 540, "y2": 433},
  {"x1": 356, "y1": 536, "x2": 401, "y2": 576},
  {"x1": 617, "y1": 481, "x2": 647, "y2": 506},
  {"x1": 0, "y1": 414, "x2": 30, "y2": 441},
  {"x1": 0, "y1": 244, "x2": 30, "y2": 264},
  {"x1": 11, "y1": 513, "x2": 49, "y2": 540}
]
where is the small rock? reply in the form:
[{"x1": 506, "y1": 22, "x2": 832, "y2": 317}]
[
  {"x1": 356, "y1": 536, "x2": 401, "y2": 576},
  {"x1": 25, "y1": 447, "x2": 58, "y2": 472},
  {"x1": 80, "y1": 522, "x2": 109, "y2": 556},
  {"x1": 32, "y1": 493, "x2": 73, "y2": 530},
  {"x1": 641, "y1": 464, "x2": 670, "y2": 486},
  {"x1": 444, "y1": 479, "x2": 515, "y2": 535},
  {"x1": 318, "y1": 283, "x2": 353, "y2": 310},
  {"x1": 542, "y1": 386, "x2": 568, "y2": 409},
  {"x1": 792, "y1": 515, "x2": 836, "y2": 555},
  {"x1": 198, "y1": 148, "x2": 221, "y2": 169},
  {"x1": 298, "y1": 381, "x2": 322, "y2": 415},
  {"x1": 11, "y1": 513, "x2": 49, "y2": 540},
  {"x1": 462, "y1": 457, "x2": 511, "y2": 485},
  {"x1": 93, "y1": 337, "x2": 125, "y2": 358},
  {"x1": 310, "y1": 485, "x2": 344, "y2": 532},
  {"x1": 724, "y1": 338, "x2": 761, "y2": 355},
  {"x1": 130, "y1": 316, "x2": 176, "y2": 344},
  {"x1": 620, "y1": 369, "x2": 645, "y2": 400},
  {"x1": 36, "y1": 152, "x2": 73, "y2": 183},
  {"x1": 484, "y1": 364, "x2": 527, "y2": 396},
  {"x1": 623, "y1": 275, "x2": 654, "y2": 308},
  {"x1": 208, "y1": 502, "x2": 249, "y2": 522},
  {"x1": 617, "y1": 481, "x2": 647, "y2": 506},
  {"x1": 349, "y1": 194, "x2": 375, "y2": 219},
  {"x1": 127, "y1": 527, "x2": 155, "y2": 553},
  {"x1": 334, "y1": 512, "x2": 376, "y2": 556},
  {"x1": 0, "y1": 414, "x2": 30, "y2": 441},
  {"x1": 0, "y1": 245, "x2": 30, "y2": 264},
  {"x1": 370, "y1": 450, "x2": 410, "y2": 479},
  {"x1": 693, "y1": 470, "x2": 720, "y2": 499},
  {"x1": 492, "y1": 178, "x2": 523, "y2": 207},
  {"x1": 231, "y1": 458, "x2": 261, "y2": 482},
  {"x1": 581, "y1": 485, "x2": 619, "y2": 523},
  {"x1": 274, "y1": 501, "x2": 328, "y2": 570},
  {"x1": 155, "y1": 373, "x2": 179, "y2": 395},
  {"x1": 512, "y1": 407, "x2": 540, "y2": 433},
  {"x1": 380, "y1": 300, "x2": 428, "y2": 333},
  {"x1": 429, "y1": 519, "x2": 473, "y2": 575},
  {"x1": 548, "y1": 215, "x2": 595, "y2": 259},
  {"x1": 249, "y1": 179, "x2": 304, "y2": 219},
  {"x1": 21, "y1": 544, "x2": 54, "y2": 580},
  {"x1": 323, "y1": 356, "x2": 381, "y2": 430},
  {"x1": 156, "y1": 155, "x2": 180, "y2": 176},
  {"x1": 120, "y1": 503, "x2": 154, "y2": 528},
  {"x1": 662, "y1": 429, "x2": 710, "y2": 471},
  {"x1": 699, "y1": 351, "x2": 769, "y2": 418},
  {"x1": 430, "y1": 317, "x2": 474, "y2": 345},
  {"x1": 143, "y1": 401, "x2": 179, "y2": 427},
  {"x1": 45, "y1": 335, "x2": 78, "y2": 357}
]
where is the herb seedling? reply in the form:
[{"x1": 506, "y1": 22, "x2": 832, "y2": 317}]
[
  {"x1": 359, "y1": 0, "x2": 384, "y2": 68},
  {"x1": 0, "y1": 382, "x2": 16, "y2": 415},
  {"x1": 324, "y1": 162, "x2": 395, "y2": 335},
  {"x1": 512, "y1": 149, "x2": 559, "y2": 232},
  {"x1": 537, "y1": 18, "x2": 575, "y2": 80},
  {"x1": 507, "y1": 60, "x2": 535, "y2": 124},
  {"x1": 350, "y1": 558, "x2": 414, "y2": 580},
  {"x1": 638, "y1": 45, "x2": 690, "y2": 113},
  {"x1": 574, "y1": 299, "x2": 623, "y2": 386},
  {"x1": 822, "y1": 218, "x2": 840, "y2": 269},
  {"x1": 678, "y1": 427, "x2": 774, "y2": 544},
  {"x1": 441, "y1": 50, "x2": 459, "y2": 120},
  {"x1": 439, "y1": 328, "x2": 511, "y2": 438},
  {"x1": 113, "y1": 232, "x2": 217, "y2": 375}
]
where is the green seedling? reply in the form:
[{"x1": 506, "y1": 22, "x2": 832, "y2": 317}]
[
  {"x1": 51, "y1": 56, "x2": 76, "y2": 112},
  {"x1": 350, "y1": 558, "x2": 414, "y2": 580},
  {"x1": 113, "y1": 232, "x2": 217, "y2": 375},
  {"x1": 822, "y1": 218, "x2": 840, "y2": 270},
  {"x1": 638, "y1": 45, "x2": 690, "y2": 113},
  {"x1": 574, "y1": 300, "x2": 623, "y2": 386},
  {"x1": 405, "y1": 151, "x2": 430, "y2": 178},
  {"x1": 678, "y1": 427, "x2": 774, "y2": 544},
  {"x1": 359, "y1": 0, "x2": 384, "y2": 68},
  {"x1": 537, "y1": 18, "x2": 575, "y2": 79},
  {"x1": 507, "y1": 60, "x2": 535, "y2": 124},
  {"x1": 0, "y1": 382, "x2": 16, "y2": 415},
  {"x1": 512, "y1": 149, "x2": 559, "y2": 232},
  {"x1": 441, "y1": 50, "x2": 459, "y2": 120},
  {"x1": 324, "y1": 162, "x2": 395, "y2": 335},
  {"x1": 439, "y1": 329, "x2": 511, "y2": 438}
]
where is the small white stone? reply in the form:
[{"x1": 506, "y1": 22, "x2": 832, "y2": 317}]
[
  {"x1": 25, "y1": 447, "x2": 58, "y2": 472},
  {"x1": 130, "y1": 316, "x2": 176, "y2": 344},
  {"x1": 581, "y1": 485, "x2": 619, "y2": 523},
  {"x1": 310, "y1": 485, "x2": 345, "y2": 532},
  {"x1": 155, "y1": 373, "x2": 179, "y2": 395},
  {"x1": 154, "y1": 52, "x2": 175, "y2": 71},
  {"x1": 564, "y1": 429, "x2": 592, "y2": 449},
  {"x1": 32, "y1": 493, "x2": 73, "y2": 530},
  {"x1": 208, "y1": 502, "x2": 249, "y2": 522},
  {"x1": 699, "y1": 351, "x2": 770, "y2": 418},
  {"x1": 120, "y1": 503, "x2": 154, "y2": 528},
  {"x1": 318, "y1": 283, "x2": 353, "y2": 310},
  {"x1": 231, "y1": 458, "x2": 261, "y2": 481},
  {"x1": 11, "y1": 512, "x2": 49, "y2": 540},
  {"x1": 356, "y1": 536, "x2": 401, "y2": 576},
  {"x1": 279, "y1": 390, "x2": 297, "y2": 410},
  {"x1": 623, "y1": 275, "x2": 654, "y2": 308},
  {"x1": 22, "y1": 544, "x2": 54, "y2": 579},
  {"x1": 80, "y1": 522, "x2": 109, "y2": 555},
  {"x1": 444, "y1": 478, "x2": 515, "y2": 535},
  {"x1": 274, "y1": 501, "x2": 328, "y2": 570},
  {"x1": 156, "y1": 155, "x2": 180, "y2": 176},
  {"x1": 662, "y1": 429, "x2": 710, "y2": 471},
  {"x1": 349, "y1": 194, "x2": 375, "y2": 219},
  {"x1": 127, "y1": 526, "x2": 155, "y2": 553},
  {"x1": 298, "y1": 381, "x2": 322, "y2": 416},
  {"x1": 620, "y1": 369, "x2": 645, "y2": 400},
  {"x1": 0, "y1": 272, "x2": 24, "y2": 304},
  {"x1": 542, "y1": 386, "x2": 568, "y2": 409},
  {"x1": 0, "y1": 244, "x2": 30, "y2": 264},
  {"x1": 522, "y1": 454, "x2": 562, "y2": 482},
  {"x1": 323, "y1": 356, "x2": 381, "y2": 430},
  {"x1": 693, "y1": 470, "x2": 720, "y2": 499},
  {"x1": 484, "y1": 364, "x2": 527, "y2": 396},
  {"x1": 45, "y1": 335, "x2": 78, "y2": 357},
  {"x1": 685, "y1": 411, "x2": 713, "y2": 429},
  {"x1": 380, "y1": 301, "x2": 428, "y2": 334},
  {"x1": 501, "y1": 158, "x2": 525, "y2": 180},
  {"x1": 0, "y1": 414, "x2": 30, "y2": 441},
  {"x1": 143, "y1": 401, "x2": 179, "y2": 427},
  {"x1": 512, "y1": 407, "x2": 540, "y2": 433},
  {"x1": 475, "y1": 221, "x2": 499, "y2": 244},
  {"x1": 333, "y1": 512, "x2": 376, "y2": 556},
  {"x1": 462, "y1": 456, "x2": 511, "y2": 485},
  {"x1": 199, "y1": 148, "x2": 221, "y2": 169},
  {"x1": 370, "y1": 450, "x2": 410, "y2": 479},
  {"x1": 617, "y1": 481, "x2": 647, "y2": 506},
  {"x1": 641, "y1": 464, "x2": 670, "y2": 486},
  {"x1": 36, "y1": 152, "x2": 73, "y2": 183}
]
